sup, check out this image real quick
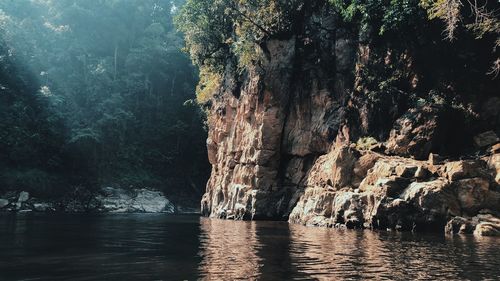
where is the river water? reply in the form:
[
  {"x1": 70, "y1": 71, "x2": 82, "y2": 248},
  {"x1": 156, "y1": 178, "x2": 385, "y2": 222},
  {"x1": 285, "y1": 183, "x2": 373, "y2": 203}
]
[{"x1": 0, "y1": 214, "x2": 498, "y2": 280}]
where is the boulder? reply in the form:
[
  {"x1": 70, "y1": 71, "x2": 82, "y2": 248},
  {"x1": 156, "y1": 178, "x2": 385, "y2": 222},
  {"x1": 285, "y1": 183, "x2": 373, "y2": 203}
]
[
  {"x1": 474, "y1": 222, "x2": 500, "y2": 236},
  {"x1": 97, "y1": 187, "x2": 175, "y2": 213},
  {"x1": 428, "y1": 153, "x2": 444, "y2": 166},
  {"x1": 0, "y1": 199, "x2": 9, "y2": 209},
  {"x1": 472, "y1": 213, "x2": 500, "y2": 237},
  {"x1": 441, "y1": 160, "x2": 485, "y2": 181},
  {"x1": 18, "y1": 191, "x2": 29, "y2": 203},
  {"x1": 129, "y1": 189, "x2": 175, "y2": 213},
  {"x1": 445, "y1": 217, "x2": 475, "y2": 234},
  {"x1": 453, "y1": 178, "x2": 490, "y2": 214},
  {"x1": 400, "y1": 179, "x2": 460, "y2": 218},
  {"x1": 306, "y1": 145, "x2": 359, "y2": 190},
  {"x1": 14, "y1": 191, "x2": 30, "y2": 210}
]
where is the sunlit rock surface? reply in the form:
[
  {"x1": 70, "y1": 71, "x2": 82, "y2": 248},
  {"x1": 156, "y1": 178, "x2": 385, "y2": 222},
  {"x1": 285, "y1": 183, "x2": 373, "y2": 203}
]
[
  {"x1": 200, "y1": 2, "x2": 500, "y2": 234},
  {"x1": 289, "y1": 147, "x2": 500, "y2": 235}
]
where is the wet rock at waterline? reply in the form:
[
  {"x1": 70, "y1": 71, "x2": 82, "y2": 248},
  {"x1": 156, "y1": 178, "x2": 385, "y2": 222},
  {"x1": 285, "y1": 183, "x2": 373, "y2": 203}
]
[
  {"x1": 97, "y1": 187, "x2": 175, "y2": 213},
  {"x1": 0, "y1": 187, "x2": 175, "y2": 214},
  {"x1": 289, "y1": 146, "x2": 500, "y2": 236}
]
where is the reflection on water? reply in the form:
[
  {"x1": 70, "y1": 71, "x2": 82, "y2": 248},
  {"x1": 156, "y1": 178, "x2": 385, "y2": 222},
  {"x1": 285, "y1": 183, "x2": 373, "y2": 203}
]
[
  {"x1": 198, "y1": 219, "x2": 500, "y2": 280},
  {"x1": 198, "y1": 219, "x2": 261, "y2": 280},
  {"x1": 0, "y1": 214, "x2": 499, "y2": 280}
]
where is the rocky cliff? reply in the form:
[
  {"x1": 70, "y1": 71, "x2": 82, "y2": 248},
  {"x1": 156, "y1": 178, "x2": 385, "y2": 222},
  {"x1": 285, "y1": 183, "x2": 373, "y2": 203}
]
[{"x1": 198, "y1": 2, "x2": 500, "y2": 235}]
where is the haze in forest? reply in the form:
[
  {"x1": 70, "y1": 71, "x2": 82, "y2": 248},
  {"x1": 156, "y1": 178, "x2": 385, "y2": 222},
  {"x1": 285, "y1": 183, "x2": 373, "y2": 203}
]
[{"x1": 0, "y1": 0, "x2": 209, "y2": 208}]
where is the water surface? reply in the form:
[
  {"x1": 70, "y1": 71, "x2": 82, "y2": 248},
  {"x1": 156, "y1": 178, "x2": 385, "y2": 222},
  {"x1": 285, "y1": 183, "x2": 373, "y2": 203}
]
[{"x1": 0, "y1": 214, "x2": 498, "y2": 280}]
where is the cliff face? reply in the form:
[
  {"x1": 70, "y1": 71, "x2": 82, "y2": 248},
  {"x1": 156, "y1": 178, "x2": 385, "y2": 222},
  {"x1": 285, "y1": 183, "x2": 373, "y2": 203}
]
[{"x1": 200, "y1": 3, "x2": 500, "y2": 234}]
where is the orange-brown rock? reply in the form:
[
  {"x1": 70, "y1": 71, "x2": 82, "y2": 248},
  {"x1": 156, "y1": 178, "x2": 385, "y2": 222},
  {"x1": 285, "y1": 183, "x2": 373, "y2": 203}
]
[{"x1": 199, "y1": 2, "x2": 500, "y2": 235}]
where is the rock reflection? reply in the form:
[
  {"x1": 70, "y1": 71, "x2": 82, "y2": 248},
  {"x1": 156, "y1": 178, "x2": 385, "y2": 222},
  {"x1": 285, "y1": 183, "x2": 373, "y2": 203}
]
[
  {"x1": 1, "y1": 215, "x2": 499, "y2": 280},
  {"x1": 288, "y1": 225, "x2": 393, "y2": 280},
  {"x1": 287, "y1": 225, "x2": 500, "y2": 280},
  {"x1": 198, "y1": 217, "x2": 262, "y2": 280},
  {"x1": 198, "y1": 218, "x2": 500, "y2": 280}
]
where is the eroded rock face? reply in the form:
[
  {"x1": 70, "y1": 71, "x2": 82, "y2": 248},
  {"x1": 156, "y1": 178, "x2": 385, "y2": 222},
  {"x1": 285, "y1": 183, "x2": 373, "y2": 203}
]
[
  {"x1": 289, "y1": 149, "x2": 500, "y2": 232},
  {"x1": 200, "y1": 9, "x2": 359, "y2": 220},
  {"x1": 200, "y1": 2, "x2": 500, "y2": 234}
]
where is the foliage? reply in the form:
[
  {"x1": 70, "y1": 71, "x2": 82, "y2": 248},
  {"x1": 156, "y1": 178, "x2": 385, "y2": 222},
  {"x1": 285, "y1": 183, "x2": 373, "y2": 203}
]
[
  {"x1": 196, "y1": 67, "x2": 222, "y2": 104},
  {"x1": 330, "y1": 0, "x2": 425, "y2": 36},
  {"x1": 0, "y1": 0, "x2": 209, "y2": 200},
  {"x1": 420, "y1": 0, "x2": 500, "y2": 75},
  {"x1": 355, "y1": 136, "x2": 379, "y2": 150},
  {"x1": 175, "y1": 0, "x2": 303, "y2": 102}
]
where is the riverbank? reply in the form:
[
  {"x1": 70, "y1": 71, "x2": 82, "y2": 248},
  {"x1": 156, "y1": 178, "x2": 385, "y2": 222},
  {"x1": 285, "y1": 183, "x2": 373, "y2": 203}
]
[{"x1": 0, "y1": 187, "x2": 198, "y2": 214}]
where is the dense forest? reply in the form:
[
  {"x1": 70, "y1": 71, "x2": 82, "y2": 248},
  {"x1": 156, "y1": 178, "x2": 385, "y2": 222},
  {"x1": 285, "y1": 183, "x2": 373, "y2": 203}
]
[{"x1": 0, "y1": 0, "x2": 209, "y2": 206}]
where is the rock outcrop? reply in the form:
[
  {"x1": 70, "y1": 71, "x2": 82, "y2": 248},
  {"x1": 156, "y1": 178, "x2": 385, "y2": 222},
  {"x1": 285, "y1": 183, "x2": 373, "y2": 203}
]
[
  {"x1": 288, "y1": 146, "x2": 500, "y2": 235},
  {"x1": 199, "y1": 2, "x2": 500, "y2": 235},
  {"x1": 97, "y1": 187, "x2": 175, "y2": 213}
]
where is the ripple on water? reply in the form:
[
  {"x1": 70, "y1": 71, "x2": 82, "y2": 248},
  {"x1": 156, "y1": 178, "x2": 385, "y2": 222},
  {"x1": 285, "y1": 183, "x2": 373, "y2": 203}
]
[
  {"x1": 197, "y1": 218, "x2": 500, "y2": 281},
  {"x1": 0, "y1": 214, "x2": 499, "y2": 280}
]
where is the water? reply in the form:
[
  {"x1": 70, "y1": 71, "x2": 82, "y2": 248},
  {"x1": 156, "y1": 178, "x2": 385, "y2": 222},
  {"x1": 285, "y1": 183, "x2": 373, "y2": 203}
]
[{"x1": 0, "y1": 214, "x2": 499, "y2": 281}]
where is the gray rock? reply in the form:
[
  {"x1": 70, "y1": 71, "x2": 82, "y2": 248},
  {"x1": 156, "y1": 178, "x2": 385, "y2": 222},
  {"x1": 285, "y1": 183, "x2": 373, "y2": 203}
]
[
  {"x1": 18, "y1": 191, "x2": 29, "y2": 203},
  {"x1": 97, "y1": 187, "x2": 175, "y2": 213},
  {"x1": 129, "y1": 189, "x2": 175, "y2": 213},
  {"x1": 0, "y1": 199, "x2": 9, "y2": 208}
]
